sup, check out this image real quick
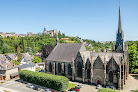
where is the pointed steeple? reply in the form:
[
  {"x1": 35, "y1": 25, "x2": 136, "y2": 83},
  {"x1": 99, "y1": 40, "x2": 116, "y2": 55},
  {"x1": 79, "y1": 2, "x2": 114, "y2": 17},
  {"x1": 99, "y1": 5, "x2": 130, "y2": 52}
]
[
  {"x1": 115, "y1": 5, "x2": 124, "y2": 52},
  {"x1": 118, "y1": 6, "x2": 122, "y2": 33}
]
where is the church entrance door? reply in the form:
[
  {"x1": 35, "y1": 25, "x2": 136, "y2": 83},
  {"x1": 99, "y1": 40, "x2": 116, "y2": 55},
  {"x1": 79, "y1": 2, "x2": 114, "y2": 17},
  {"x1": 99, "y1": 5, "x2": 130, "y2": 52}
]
[{"x1": 97, "y1": 80, "x2": 101, "y2": 85}]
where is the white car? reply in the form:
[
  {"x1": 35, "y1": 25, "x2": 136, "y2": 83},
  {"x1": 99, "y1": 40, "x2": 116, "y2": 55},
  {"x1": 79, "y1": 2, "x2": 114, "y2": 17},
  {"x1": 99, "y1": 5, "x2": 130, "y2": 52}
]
[
  {"x1": 96, "y1": 85, "x2": 102, "y2": 89},
  {"x1": 75, "y1": 84, "x2": 83, "y2": 88},
  {"x1": 26, "y1": 83, "x2": 34, "y2": 88},
  {"x1": 42, "y1": 89, "x2": 52, "y2": 92}
]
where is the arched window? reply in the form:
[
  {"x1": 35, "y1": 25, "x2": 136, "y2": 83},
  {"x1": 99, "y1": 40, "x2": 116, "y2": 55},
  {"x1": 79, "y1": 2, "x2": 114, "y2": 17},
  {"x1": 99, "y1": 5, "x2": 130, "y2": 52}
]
[
  {"x1": 109, "y1": 71, "x2": 113, "y2": 82},
  {"x1": 77, "y1": 62, "x2": 82, "y2": 78},
  {"x1": 68, "y1": 64, "x2": 72, "y2": 76},
  {"x1": 58, "y1": 63, "x2": 61, "y2": 73},
  {"x1": 87, "y1": 69, "x2": 91, "y2": 79},
  {"x1": 49, "y1": 62, "x2": 52, "y2": 72}
]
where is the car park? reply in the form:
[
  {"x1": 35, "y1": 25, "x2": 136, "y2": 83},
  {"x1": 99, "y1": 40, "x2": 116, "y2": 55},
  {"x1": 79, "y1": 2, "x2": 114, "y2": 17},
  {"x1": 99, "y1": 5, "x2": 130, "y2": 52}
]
[
  {"x1": 96, "y1": 85, "x2": 102, "y2": 89},
  {"x1": 42, "y1": 89, "x2": 52, "y2": 92},
  {"x1": 71, "y1": 87, "x2": 80, "y2": 92},
  {"x1": 33, "y1": 86, "x2": 41, "y2": 91},
  {"x1": 75, "y1": 84, "x2": 83, "y2": 88},
  {"x1": 26, "y1": 83, "x2": 34, "y2": 88}
]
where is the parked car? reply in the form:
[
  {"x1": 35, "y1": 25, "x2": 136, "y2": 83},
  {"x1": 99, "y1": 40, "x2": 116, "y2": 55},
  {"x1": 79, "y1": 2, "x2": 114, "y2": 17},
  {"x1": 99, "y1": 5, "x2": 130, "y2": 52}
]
[
  {"x1": 33, "y1": 86, "x2": 41, "y2": 91},
  {"x1": 68, "y1": 89, "x2": 75, "y2": 92},
  {"x1": 106, "y1": 86, "x2": 110, "y2": 88},
  {"x1": 109, "y1": 86, "x2": 116, "y2": 90},
  {"x1": 75, "y1": 84, "x2": 83, "y2": 88},
  {"x1": 52, "y1": 90, "x2": 57, "y2": 92},
  {"x1": 71, "y1": 88, "x2": 80, "y2": 92},
  {"x1": 26, "y1": 83, "x2": 34, "y2": 88},
  {"x1": 106, "y1": 86, "x2": 116, "y2": 90},
  {"x1": 42, "y1": 89, "x2": 52, "y2": 92},
  {"x1": 96, "y1": 85, "x2": 102, "y2": 89}
]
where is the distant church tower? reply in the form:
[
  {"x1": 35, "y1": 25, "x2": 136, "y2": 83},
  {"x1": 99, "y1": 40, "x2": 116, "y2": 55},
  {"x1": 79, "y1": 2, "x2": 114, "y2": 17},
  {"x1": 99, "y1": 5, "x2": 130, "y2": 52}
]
[
  {"x1": 43, "y1": 26, "x2": 47, "y2": 34},
  {"x1": 115, "y1": 6, "x2": 124, "y2": 52}
]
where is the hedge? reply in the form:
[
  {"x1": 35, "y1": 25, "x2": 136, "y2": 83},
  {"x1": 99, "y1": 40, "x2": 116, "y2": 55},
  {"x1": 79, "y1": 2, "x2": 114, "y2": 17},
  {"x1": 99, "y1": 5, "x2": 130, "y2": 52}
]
[
  {"x1": 19, "y1": 70, "x2": 69, "y2": 91},
  {"x1": 97, "y1": 88, "x2": 117, "y2": 92}
]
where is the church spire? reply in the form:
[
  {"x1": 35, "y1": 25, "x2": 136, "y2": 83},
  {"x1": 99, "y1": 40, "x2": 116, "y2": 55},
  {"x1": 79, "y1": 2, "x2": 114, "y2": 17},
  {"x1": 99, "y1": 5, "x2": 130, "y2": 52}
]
[
  {"x1": 115, "y1": 5, "x2": 124, "y2": 52},
  {"x1": 118, "y1": 6, "x2": 122, "y2": 33}
]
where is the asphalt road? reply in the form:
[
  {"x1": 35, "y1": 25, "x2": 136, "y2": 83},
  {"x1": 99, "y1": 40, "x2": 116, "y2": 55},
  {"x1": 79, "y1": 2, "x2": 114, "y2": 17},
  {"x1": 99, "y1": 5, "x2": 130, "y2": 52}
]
[{"x1": 0, "y1": 80, "x2": 42, "y2": 92}]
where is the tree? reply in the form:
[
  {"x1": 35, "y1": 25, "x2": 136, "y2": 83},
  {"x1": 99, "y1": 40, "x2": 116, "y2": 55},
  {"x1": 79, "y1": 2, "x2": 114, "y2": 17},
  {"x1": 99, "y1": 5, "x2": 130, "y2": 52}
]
[
  {"x1": 41, "y1": 45, "x2": 54, "y2": 58},
  {"x1": 32, "y1": 57, "x2": 42, "y2": 63},
  {"x1": 128, "y1": 44, "x2": 138, "y2": 73},
  {"x1": 11, "y1": 60, "x2": 21, "y2": 65},
  {"x1": 2, "y1": 44, "x2": 9, "y2": 54},
  {"x1": 17, "y1": 46, "x2": 22, "y2": 62},
  {"x1": 34, "y1": 47, "x2": 39, "y2": 53},
  {"x1": 25, "y1": 47, "x2": 33, "y2": 55}
]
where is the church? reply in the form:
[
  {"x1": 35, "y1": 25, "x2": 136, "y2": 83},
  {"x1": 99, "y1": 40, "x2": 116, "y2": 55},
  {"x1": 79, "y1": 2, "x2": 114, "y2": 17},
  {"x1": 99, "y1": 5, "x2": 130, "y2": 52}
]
[{"x1": 44, "y1": 6, "x2": 129, "y2": 90}]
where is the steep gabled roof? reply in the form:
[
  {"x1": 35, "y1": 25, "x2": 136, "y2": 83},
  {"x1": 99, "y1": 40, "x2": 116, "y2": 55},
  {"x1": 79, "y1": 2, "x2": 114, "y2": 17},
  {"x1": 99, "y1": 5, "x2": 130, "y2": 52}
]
[
  {"x1": 18, "y1": 62, "x2": 35, "y2": 69},
  {"x1": 46, "y1": 43, "x2": 83, "y2": 62}
]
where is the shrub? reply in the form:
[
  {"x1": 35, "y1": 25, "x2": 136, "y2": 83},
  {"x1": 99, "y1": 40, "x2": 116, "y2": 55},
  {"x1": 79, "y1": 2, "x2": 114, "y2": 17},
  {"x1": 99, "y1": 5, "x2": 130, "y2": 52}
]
[
  {"x1": 134, "y1": 69, "x2": 138, "y2": 74},
  {"x1": 19, "y1": 70, "x2": 69, "y2": 91},
  {"x1": 131, "y1": 89, "x2": 138, "y2": 92},
  {"x1": 97, "y1": 88, "x2": 117, "y2": 92}
]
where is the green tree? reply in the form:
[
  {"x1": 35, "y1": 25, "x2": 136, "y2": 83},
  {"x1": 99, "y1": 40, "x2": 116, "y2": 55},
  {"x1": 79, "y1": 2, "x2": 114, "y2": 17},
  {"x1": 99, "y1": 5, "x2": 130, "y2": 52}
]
[
  {"x1": 32, "y1": 56, "x2": 42, "y2": 63},
  {"x1": 34, "y1": 47, "x2": 39, "y2": 53},
  {"x1": 11, "y1": 60, "x2": 21, "y2": 65},
  {"x1": 17, "y1": 46, "x2": 22, "y2": 62},
  {"x1": 128, "y1": 44, "x2": 138, "y2": 73}
]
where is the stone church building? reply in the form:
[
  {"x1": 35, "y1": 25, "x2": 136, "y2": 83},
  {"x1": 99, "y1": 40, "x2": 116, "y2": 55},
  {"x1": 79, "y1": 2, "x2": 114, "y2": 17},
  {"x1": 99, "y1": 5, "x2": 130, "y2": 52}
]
[{"x1": 45, "y1": 6, "x2": 129, "y2": 89}]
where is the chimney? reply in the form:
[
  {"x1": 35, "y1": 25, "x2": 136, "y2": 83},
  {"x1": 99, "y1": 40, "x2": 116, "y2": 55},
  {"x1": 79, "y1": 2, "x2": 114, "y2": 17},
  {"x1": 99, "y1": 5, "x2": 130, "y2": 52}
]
[
  {"x1": 13, "y1": 63, "x2": 15, "y2": 67},
  {"x1": 8, "y1": 64, "x2": 10, "y2": 69}
]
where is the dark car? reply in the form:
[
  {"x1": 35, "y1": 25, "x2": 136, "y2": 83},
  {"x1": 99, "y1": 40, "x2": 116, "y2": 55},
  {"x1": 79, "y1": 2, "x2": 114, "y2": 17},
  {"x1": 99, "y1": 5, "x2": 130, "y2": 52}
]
[
  {"x1": 71, "y1": 88, "x2": 80, "y2": 92},
  {"x1": 33, "y1": 86, "x2": 41, "y2": 91}
]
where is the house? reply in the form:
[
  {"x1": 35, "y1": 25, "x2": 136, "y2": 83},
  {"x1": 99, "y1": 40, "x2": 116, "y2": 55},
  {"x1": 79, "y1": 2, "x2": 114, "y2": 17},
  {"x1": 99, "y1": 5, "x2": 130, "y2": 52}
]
[
  {"x1": 18, "y1": 62, "x2": 36, "y2": 72},
  {"x1": 38, "y1": 62, "x2": 45, "y2": 72},
  {"x1": 0, "y1": 60, "x2": 18, "y2": 80},
  {"x1": 20, "y1": 53, "x2": 32, "y2": 64},
  {"x1": 6, "y1": 53, "x2": 17, "y2": 62},
  {"x1": 34, "y1": 52, "x2": 42, "y2": 58}
]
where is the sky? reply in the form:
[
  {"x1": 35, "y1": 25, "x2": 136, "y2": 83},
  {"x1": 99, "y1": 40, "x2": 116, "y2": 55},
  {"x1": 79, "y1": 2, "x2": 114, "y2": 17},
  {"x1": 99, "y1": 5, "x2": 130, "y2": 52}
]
[{"x1": 0, "y1": 0, "x2": 138, "y2": 41}]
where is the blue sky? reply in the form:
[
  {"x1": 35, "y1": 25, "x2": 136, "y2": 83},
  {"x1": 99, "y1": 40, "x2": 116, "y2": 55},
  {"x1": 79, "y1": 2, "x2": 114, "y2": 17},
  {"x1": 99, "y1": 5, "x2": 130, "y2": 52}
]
[{"x1": 0, "y1": 0, "x2": 137, "y2": 41}]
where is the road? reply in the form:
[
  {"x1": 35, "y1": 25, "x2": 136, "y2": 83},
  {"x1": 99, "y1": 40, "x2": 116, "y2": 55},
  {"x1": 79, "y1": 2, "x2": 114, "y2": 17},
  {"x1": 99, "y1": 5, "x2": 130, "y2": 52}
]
[
  {"x1": 0, "y1": 79, "x2": 41, "y2": 92},
  {"x1": 120, "y1": 75, "x2": 138, "y2": 92}
]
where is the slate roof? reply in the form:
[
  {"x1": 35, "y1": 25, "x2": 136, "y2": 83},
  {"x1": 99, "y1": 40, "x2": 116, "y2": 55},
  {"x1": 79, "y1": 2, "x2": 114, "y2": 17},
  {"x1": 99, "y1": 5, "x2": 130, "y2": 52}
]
[
  {"x1": 22, "y1": 53, "x2": 32, "y2": 62},
  {"x1": 1, "y1": 60, "x2": 6, "y2": 64},
  {"x1": 46, "y1": 43, "x2": 83, "y2": 62},
  {"x1": 18, "y1": 62, "x2": 35, "y2": 69},
  {"x1": 79, "y1": 51, "x2": 123, "y2": 65},
  {"x1": 6, "y1": 53, "x2": 17, "y2": 60}
]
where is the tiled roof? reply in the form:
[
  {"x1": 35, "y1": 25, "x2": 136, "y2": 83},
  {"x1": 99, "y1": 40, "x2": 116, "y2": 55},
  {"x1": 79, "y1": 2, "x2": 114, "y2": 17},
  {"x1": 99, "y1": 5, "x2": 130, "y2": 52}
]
[{"x1": 46, "y1": 43, "x2": 83, "y2": 62}]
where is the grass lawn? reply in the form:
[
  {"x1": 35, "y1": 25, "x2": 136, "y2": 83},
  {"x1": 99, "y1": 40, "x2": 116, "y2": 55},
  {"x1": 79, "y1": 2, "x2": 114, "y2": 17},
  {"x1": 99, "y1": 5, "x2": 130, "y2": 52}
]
[{"x1": 67, "y1": 83, "x2": 77, "y2": 90}]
